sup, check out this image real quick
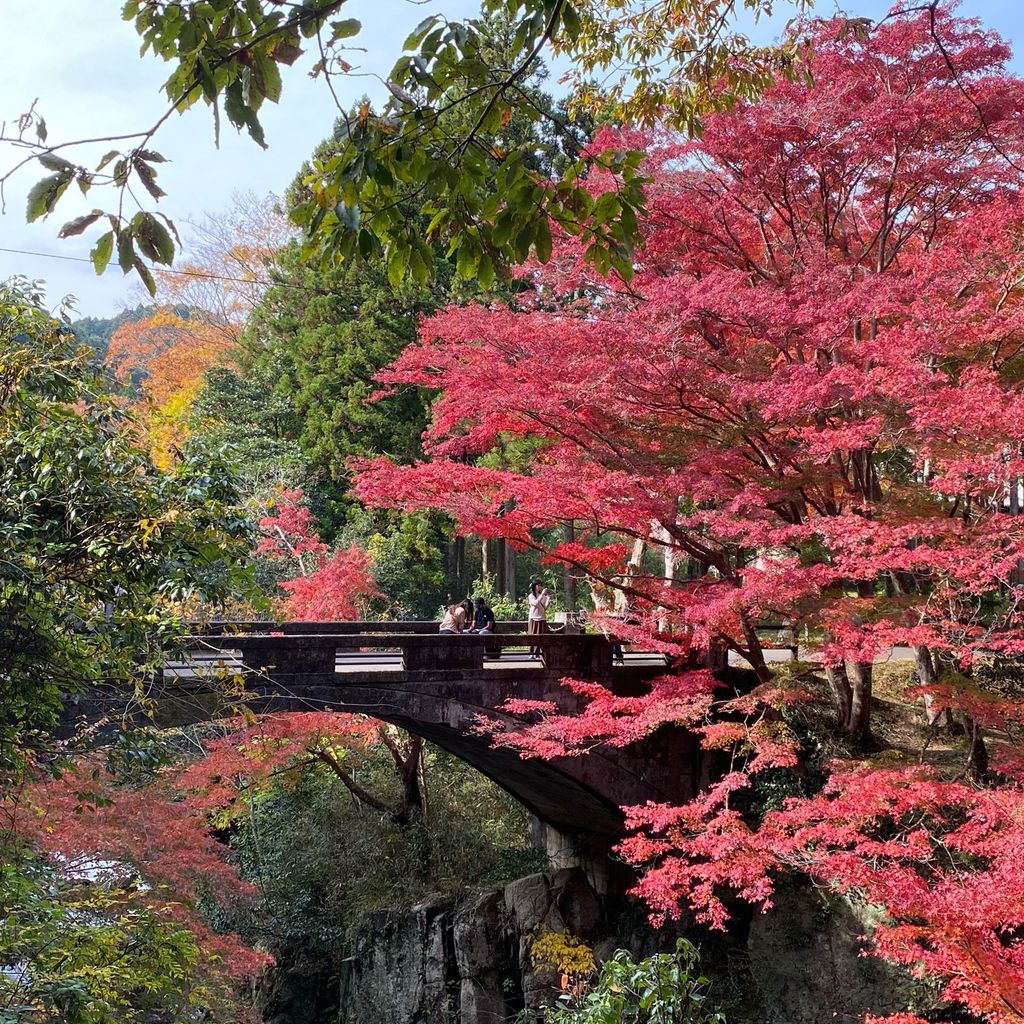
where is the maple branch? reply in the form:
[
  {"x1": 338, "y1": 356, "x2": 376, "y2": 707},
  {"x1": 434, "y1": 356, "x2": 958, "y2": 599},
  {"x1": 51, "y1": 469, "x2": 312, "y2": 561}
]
[{"x1": 310, "y1": 745, "x2": 394, "y2": 816}]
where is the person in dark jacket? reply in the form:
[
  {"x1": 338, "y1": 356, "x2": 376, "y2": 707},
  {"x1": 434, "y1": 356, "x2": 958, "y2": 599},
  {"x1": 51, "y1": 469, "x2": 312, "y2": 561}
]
[
  {"x1": 472, "y1": 597, "x2": 496, "y2": 634},
  {"x1": 473, "y1": 596, "x2": 501, "y2": 659}
]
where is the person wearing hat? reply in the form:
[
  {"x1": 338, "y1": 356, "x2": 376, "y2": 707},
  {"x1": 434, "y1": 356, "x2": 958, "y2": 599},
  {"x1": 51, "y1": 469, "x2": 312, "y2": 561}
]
[{"x1": 527, "y1": 578, "x2": 551, "y2": 659}]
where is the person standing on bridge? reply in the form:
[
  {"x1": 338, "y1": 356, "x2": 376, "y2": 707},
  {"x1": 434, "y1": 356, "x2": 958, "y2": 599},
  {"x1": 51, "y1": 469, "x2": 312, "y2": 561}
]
[{"x1": 528, "y1": 578, "x2": 551, "y2": 659}]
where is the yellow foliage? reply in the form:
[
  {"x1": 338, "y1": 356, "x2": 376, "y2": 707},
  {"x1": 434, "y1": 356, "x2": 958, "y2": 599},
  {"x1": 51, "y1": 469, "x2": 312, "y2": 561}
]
[
  {"x1": 147, "y1": 379, "x2": 203, "y2": 470},
  {"x1": 529, "y1": 927, "x2": 596, "y2": 980}
]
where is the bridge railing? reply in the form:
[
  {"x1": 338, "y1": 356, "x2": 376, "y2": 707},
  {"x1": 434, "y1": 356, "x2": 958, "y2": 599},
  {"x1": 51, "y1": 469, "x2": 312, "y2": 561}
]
[
  {"x1": 187, "y1": 620, "x2": 535, "y2": 636},
  {"x1": 180, "y1": 629, "x2": 621, "y2": 677}
]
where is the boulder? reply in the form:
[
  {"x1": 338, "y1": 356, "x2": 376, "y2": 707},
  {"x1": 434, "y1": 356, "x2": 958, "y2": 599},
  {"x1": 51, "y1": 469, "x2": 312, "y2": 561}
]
[
  {"x1": 746, "y1": 881, "x2": 931, "y2": 1024},
  {"x1": 339, "y1": 898, "x2": 453, "y2": 1024},
  {"x1": 459, "y1": 976, "x2": 507, "y2": 1023},
  {"x1": 504, "y1": 872, "x2": 552, "y2": 934},
  {"x1": 453, "y1": 890, "x2": 504, "y2": 979},
  {"x1": 547, "y1": 868, "x2": 602, "y2": 936}
]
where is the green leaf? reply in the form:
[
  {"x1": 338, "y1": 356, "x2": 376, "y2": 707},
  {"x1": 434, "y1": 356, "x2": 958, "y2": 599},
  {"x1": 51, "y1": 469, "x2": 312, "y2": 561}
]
[
  {"x1": 38, "y1": 153, "x2": 75, "y2": 173},
  {"x1": 256, "y1": 53, "x2": 282, "y2": 104},
  {"x1": 35, "y1": 117, "x2": 47, "y2": 143},
  {"x1": 134, "y1": 213, "x2": 175, "y2": 264},
  {"x1": 133, "y1": 255, "x2": 157, "y2": 296},
  {"x1": 403, "y1": 15, "x2": 438, "y2": 50},
  {"x1": 330, "y1": 18, "x2": 360, "y2": 41},
  {"x1": 477, "y1": 253, "x2": 495, "y2": 290},
  {"x1": 224, "y1": 80, "x2": 267, "y2": 148},
  {"x1": 25, "y1": 173, "x2": 71, "y2": 222},
  {"x1": 560, "y1": 3, "x2": 581, "y2": 40},
  {"x1": 117, "y1": 230, "x2": 135, "y2": 274},
  {"x1": 387, "y1": 245, "x2": 409, "y2": 289},
  {"x1": 456, "y1": 239, "x2": 480, "y2": 280},
  {"x1": 357, "y1": 228, "x2": 378, "y2": 258},
  {"x1": 90, "y1": 232, "x2": 114, "y2": 274},
  {"x1": 534, "y1": 217, "x2": 552, "y2": 264}
]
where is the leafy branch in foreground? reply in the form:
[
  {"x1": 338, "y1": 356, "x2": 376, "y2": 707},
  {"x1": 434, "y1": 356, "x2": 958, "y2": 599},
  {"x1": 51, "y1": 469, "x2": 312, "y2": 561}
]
[{"x1": 1, "y1": 0, "x2": 807, "y2": 291}]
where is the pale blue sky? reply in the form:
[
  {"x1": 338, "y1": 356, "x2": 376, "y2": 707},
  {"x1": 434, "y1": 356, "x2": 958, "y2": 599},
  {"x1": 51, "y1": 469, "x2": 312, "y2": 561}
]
[{"x1": 0, "y1": 0, "x2": 1020, "y2": 316}]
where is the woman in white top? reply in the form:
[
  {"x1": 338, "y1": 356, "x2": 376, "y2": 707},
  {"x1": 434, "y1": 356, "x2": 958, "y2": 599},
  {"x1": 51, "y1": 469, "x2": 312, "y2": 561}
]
[{"x1": 527, "y1": 578, "x2": 551, "y2": 659}]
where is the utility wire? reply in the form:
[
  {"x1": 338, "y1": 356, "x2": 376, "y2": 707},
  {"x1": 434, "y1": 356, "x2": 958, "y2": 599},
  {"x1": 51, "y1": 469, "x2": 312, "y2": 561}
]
[{"x1": 0, "y1": 244, "x2": 289, "y2": 290}]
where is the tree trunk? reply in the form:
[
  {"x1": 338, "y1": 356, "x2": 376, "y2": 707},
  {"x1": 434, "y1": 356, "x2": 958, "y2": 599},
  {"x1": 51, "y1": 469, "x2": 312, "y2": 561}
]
[
  {"x1": 616, "y1": 537, "x2": 646, "y2": 611},
  {"x1": 825, "y1": 664, "x2": 853, "y2": 729},
  {"x1": 395, "y1": 733, "x2": 426, "y2": 827},
  {"x1": 495, "y1": 537, "x2": 507, "y2": 595},
  {"x1": 562, "y1": 522, "x2": 578, "y2": 611},
  {"x1": 825, "y1": 660, "x2": 872, "y2": 739},
  {"x1": 965, "y1": 718, "x2": 989, "y2": 782},
  {"x1": 482, "y1": 537, "x2": 496, "y2": 584},
  {"x1": 503, "y1": 543, "x2": 517, "y2": 601},
  {"x1": 846, "y1": 660, "x2": 873, "y2": 738},
  {"x1": 914, "y1": 644, "x2": 953, "y2": 728},
  {"x1": 652, "y1": 521, "x2": 678, "y2": 631},
  {"x1": 452, "y1": 536, "x2": 466, "y2": 599}
]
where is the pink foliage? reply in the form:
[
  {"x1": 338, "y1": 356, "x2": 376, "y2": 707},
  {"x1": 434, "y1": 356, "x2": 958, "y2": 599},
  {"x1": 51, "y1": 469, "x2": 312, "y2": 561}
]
[
  {"x1": 356, "y1": 7, "x2": 1024, "y2": 1020},
  {"x1": 258, "y1": 488, "x2": 379, "y2": 618},
  {"x1": 280, "y1": 545, "x2": 381, "y2": 620}
]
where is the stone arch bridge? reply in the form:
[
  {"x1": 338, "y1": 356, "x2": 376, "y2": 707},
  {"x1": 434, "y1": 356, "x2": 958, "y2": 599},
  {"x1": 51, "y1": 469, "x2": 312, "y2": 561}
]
[{"x1": 71, "y1": 621, "x2": 725, "y2": 883}]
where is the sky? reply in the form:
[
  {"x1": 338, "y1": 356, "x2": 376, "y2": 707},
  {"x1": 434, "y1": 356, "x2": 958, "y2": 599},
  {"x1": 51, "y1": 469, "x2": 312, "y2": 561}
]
[{"x1": 0, "y1": 0, "x2": 1021, "y2": 318}]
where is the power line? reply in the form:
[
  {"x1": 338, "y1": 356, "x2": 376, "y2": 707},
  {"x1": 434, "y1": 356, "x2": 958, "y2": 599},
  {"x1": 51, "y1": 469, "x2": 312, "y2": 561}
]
[{"x1": 0, "y1": 244, "x2": 287, "y2": 290}]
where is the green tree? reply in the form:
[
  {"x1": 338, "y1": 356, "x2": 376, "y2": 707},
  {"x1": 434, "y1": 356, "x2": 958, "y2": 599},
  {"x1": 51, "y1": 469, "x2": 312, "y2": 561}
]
[
  {"x1": 242, "y1": 238, "x2": 442, "y2": 482},
  {"x1": 188, "y1": 359, "x2": 309, "y2": 494},
  {"x1": 2, "y1": 0, "x2": 807, "y2": 290},
  {"x1": 0, "y1": 278, "x2": 254, "y2": 769}
]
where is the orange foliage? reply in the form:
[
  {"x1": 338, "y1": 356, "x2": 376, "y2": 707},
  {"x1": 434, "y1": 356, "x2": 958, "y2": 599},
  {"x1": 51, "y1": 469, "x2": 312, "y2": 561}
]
[{"x1": 105, "y1": 308, "x2": 235, "y2": 465}]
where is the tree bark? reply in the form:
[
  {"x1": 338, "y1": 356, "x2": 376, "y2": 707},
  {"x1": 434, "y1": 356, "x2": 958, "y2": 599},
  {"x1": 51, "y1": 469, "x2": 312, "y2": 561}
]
[
  {"x1": 914, "y1": 644, "x2": 953, "y2": 728},
  {"x1": 616, "y1": 537, "x2": 646, "y2": 611},
  {"x1": 824, "y1": 661, "x2": 872, "y2": 740},
  {"x1": 562, "y1": 522, "x2": 578, "y2": 611},
  {"x1": 503, "y1": 542, "x2": 517, "y2": 601},
  {"x1": 846, "y1": 659, "x2": 873, "y2": 738},
  {"x1": 495, "y1": 537, "x2": 507, "y2": 595},
  {"x1": 825, "y1": 664, "x2": 853, "y2": 729}
]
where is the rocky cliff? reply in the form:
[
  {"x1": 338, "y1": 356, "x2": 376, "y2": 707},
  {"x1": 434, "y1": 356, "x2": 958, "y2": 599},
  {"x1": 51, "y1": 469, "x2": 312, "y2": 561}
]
[{"x1": 260, "y1": 869, "x2": 929, "y2": 1024}]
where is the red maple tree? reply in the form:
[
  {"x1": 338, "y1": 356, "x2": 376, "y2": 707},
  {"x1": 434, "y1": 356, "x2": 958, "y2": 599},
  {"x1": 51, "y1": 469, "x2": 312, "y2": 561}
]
[
  {"x1": 12, "y1": 711, "x2": 413, "y2": 1008},
  {"x1": 258, "y1": 488, "x2": 380, "y2": 619},
  {"x1": 355, "y1": 7, "x2": 1024, "y2": 1019}
]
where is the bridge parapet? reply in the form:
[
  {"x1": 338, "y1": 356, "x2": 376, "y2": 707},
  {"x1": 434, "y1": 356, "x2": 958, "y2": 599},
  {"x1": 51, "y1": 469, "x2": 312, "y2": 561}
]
[
  {"x1": 139, "y1": 623, "x2": 713, "y2": 850},
  {"x1": 188, "y1": 619, "x2": 536, "y2": 636},
  {"x1": 182, "y1": 630, "x2": 622, "y2": 680}
]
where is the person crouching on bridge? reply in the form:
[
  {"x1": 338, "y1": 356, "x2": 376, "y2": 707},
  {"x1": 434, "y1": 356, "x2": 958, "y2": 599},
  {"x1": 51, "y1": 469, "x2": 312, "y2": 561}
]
[
  {"x1": 439, "y1": 602, "x2": 467, "y2": 634},
  {"x1": 472, "y1": 596, "x2": 502, "y2": 660},
  {"x1": 528, "y1": 579, "x2": 551, "y2": 659},
  {"x1": 472, "y1": 597, "x2": 496, "y2": 635}
]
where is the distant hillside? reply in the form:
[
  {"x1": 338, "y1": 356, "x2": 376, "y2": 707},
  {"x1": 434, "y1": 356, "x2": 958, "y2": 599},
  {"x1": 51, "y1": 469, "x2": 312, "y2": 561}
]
[{"x1": 71, "y1": 305, "x2": 154, "y2": 360}]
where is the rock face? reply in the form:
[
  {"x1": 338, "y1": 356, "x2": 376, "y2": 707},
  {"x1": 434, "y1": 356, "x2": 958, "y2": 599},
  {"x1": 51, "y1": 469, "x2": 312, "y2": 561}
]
[
  {"x1": 338, "y1": 898, "x2": 455, "y2": 1024},
  {"x1": 268, "y1": 870, "x2": 928, "y2": 1024},
  {"x1": 744, "y1": 880, "x2": 931, "y2": 1024},
  {"x1": 336, "y1": 868, "x2": 609, "y2": 1024}
]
